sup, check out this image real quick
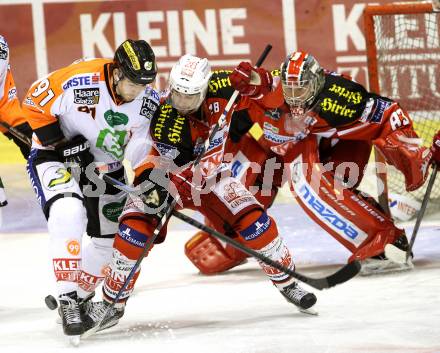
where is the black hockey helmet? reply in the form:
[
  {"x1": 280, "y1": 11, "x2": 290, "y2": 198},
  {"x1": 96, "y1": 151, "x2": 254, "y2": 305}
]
[{"x1": 114, "y1": 39, "x2": 157, "y2": 85}]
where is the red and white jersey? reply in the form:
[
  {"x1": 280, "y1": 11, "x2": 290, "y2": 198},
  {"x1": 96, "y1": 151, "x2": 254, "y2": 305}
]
[
  {"x1": 239, "y1": 70, "x2": 412, "y2": 156},
  {"x1": 0, "y1": 35, "x2": 26, "y2": 133},
  {"x1": 22, "y1": 58, "x2": 160, "y2": 169}
]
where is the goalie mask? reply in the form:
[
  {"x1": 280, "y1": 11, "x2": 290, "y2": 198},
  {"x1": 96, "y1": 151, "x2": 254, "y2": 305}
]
[
  {"x1": 169, "y1": 54, "x2": 212, "y2": 115},
  {"x1": 280, "y1": 51, "x2": 324, "y2": 116}
]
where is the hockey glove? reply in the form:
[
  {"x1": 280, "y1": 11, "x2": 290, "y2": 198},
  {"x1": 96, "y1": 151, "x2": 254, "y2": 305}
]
[
  {"x1": 229, "y1": 62, "x2": 273, "y2": 99},
  {"x1": 169, "y1": 165, "x2": 195, "y2": 203},
  {"x1": 57, "y1": 135, "x2": 94, "y2": 174},
  {"x1": 135, "y1": 168, "x2": 172, "y2": 221},
  {"x1": 431, "y1": 130, "x2": 440, "y2": 169}
]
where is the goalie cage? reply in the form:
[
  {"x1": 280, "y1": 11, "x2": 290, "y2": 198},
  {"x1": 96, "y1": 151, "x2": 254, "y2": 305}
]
[{"x1": 364, "y1": 1, "x2": 440, "y2": 217}]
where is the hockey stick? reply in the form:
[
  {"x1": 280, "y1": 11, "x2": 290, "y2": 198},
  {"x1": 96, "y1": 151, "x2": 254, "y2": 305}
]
[
  {"x1": 0, "y1": 120, "x2": 32, "y2": 147},
  {"x1": 101, "y1": 173, "x2": 361, "y2": 290},
  {"x1": 405, "y1": 166, "x2": 438, "y2": 262},
  {"x1": 82, "y1": 45, "x2": 273, "y2": 338},
  {"x1": 172, "y1": 211, "x2": 361, "y2": 290}
]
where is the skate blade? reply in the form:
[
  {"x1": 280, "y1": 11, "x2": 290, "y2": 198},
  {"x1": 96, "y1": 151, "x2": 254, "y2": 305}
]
[
  {"x1": 69, "y1": 335, "x2": 80, "y2": 347},
  {"x1": 81, "y1": 319, "x2": 119, "y2": 340},
  {"x1": 299, "y1": 307, "x2": 319, "y2": 316}
]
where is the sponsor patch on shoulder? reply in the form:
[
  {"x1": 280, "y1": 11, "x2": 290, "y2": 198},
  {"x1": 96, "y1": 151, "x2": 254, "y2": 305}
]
[
  {"x1": 369, "y1": 98, "x2": 391, "y2": 123},
  {"x1": 62, "y1": 72, "x2": 100, "y2": 90},
  {"x1": 139, "y1": 96, "x2": 159, "y2": 119}
]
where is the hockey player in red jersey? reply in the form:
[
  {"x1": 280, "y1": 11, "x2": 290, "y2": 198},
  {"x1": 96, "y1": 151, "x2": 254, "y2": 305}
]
[
  {"x1": 185, "y1": 51, "x2": 436, "y2": 276},
  {"x1": 86, "y1": 54, "x2": 318, "y2": 330},
  {"x1": 22, "y1": 39, "x2": 160, "y2": 339}
]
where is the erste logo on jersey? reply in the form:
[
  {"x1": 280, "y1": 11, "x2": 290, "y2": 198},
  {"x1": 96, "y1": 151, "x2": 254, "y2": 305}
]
[
  {"x1": 73, "y1": 88, "x2": 99, "y2": 105},
  {"x1": 62, "y1": 72, "x2": 100, "y2": 90}
]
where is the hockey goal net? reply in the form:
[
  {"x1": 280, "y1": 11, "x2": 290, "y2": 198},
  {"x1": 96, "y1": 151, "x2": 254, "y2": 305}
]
[{"x1": 364, "y1": 1, "x2": 440, "y2": 213}]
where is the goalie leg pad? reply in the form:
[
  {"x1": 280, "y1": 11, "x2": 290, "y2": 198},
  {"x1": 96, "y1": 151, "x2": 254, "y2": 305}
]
[
  {"x1": 185, "y1": 231, "x2": 248, "y2": 275},
  {"x1": 288, "y1": 136, "x2": 405, "y2": 262}
]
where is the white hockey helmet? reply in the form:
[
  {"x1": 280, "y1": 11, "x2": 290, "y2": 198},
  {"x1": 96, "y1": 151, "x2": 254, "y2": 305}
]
[{"x1": 169, "y1": 54, "x2": 212, "y2": 114}]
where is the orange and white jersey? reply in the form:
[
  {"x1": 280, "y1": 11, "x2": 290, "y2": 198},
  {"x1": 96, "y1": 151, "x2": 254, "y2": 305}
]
[
  {"x1": 22, "y1": 58, "x2": 160, "y2": 168},
  {"x1": 0, "y1": 35, "x2": 26, "y2": 133}
]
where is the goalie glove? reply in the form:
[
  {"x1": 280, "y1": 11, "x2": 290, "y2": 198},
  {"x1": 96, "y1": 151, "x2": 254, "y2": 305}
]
[
  {"x1": 374, "y1": 128, "x2": 432, "y2": 191},
  {"x1": 431, "y1": 130, "x2": 440, "y2": 169},
  {"x1": 229, "y1": 62, "x2": 272, "y2": 99}
]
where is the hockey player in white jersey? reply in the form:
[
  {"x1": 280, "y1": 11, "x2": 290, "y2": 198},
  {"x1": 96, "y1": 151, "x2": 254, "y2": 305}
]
[{"x1": 22, "y1": 39, "x2": 160, "y2": 339}]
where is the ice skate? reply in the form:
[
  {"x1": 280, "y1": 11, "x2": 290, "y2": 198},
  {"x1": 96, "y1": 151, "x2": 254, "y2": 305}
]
[
  {"x1": 82, "y1": 300, "x2": 125, "y2": 334},
  {"x1": 360, "y1": 235, "x2": 414, "y2": 276},
  {"x1": 279, "y1": 282, "x2": 318, "y2": 315},
  {"x1": 58, "y1": 291, "x2": 84, "y2": 343}
]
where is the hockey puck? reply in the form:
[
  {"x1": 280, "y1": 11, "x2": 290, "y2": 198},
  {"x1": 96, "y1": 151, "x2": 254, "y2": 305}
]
[{"x1": 45, "y1": 294, "x2": 58, "y2": 310}]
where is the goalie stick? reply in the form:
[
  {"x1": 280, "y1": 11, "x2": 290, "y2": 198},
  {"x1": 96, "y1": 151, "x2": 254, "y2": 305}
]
[
  {"x1": 82, "y1": 44, "x2": 274, "y2": 339},
  {"x1": 383, "y1": 166, "x2": 438, "y2": 264},
  {"x1": 406, "y1": 166, "x2": 438, "y2": 262},
  {"x1": 101, "y1": 172, "x2": 361, "y2": 290}
]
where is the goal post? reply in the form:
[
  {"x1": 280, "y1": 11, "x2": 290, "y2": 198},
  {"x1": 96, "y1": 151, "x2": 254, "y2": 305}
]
[{"x1": 363, "y1": 1, "x2": 440, "y2": 216}]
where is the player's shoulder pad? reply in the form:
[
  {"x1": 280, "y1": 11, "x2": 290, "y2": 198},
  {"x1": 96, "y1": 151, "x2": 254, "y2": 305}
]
[
  {"x1": 323, "y1": 71, "x2": 368, "y2": 97},
  {"x1": 49, "y1": 58, "x2": 110, "y2": 92},
  {"x1": 150, "y1": 102, "x2": 174, "y2": 139},
  {"x1": 208, "y1": 69, "x2": 234, "y2": 98}
]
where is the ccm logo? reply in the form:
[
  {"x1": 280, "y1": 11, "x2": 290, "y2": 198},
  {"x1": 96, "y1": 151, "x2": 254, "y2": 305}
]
[{"x1": 62, "y1": 141, "x2": 90, "y2": 157}]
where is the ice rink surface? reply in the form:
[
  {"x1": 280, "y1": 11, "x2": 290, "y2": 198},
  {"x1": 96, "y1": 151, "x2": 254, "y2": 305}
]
[{"x1": 1, "y1": 200, "x2": 439, "y2": 353}]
